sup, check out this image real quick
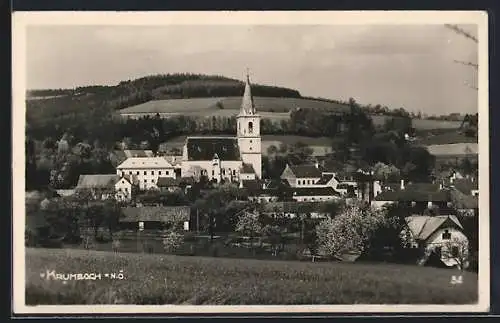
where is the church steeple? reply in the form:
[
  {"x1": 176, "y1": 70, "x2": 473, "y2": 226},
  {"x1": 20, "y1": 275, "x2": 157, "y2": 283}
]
[{"x1": 240, "y1": 69, "x2": 255, "y2": 115}]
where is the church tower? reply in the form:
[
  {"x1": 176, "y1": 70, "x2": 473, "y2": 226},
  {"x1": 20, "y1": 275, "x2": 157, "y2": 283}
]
[{"x1": 237, "y1": 71, "x2": 262, "y2": 179}]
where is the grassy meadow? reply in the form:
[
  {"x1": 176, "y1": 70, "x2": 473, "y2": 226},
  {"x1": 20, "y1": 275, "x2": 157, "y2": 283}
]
[{"x1": 26, "y1": 248, "x2": 477, "y2": 305}]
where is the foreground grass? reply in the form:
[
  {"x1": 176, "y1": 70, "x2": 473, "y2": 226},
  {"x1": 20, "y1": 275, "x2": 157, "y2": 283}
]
[{"x1": 26, "y1": 248, "x2": 478, "y2": 305}]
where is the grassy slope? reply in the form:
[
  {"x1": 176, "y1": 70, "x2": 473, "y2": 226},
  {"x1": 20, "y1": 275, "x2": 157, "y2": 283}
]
[{"x1": 26, "y1": 248, "x2": 477, "y2": 305}]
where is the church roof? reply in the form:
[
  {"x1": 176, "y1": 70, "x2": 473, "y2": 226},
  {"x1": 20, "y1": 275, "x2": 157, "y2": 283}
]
[
  {"x1": 239, "y1": 72, "x2": 256, "y2": 116},
  {"x1": 240, "y1": 163, "x2": 256, "y2": 174},
  {"x1": 288, "y1": 164, "x2": 323, "y2": 178},
  {"x1": 186, "y1": 137, "x2": 241, "y2": 161}
]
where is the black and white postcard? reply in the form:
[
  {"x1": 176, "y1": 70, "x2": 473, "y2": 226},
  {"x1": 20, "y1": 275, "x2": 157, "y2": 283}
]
[{"x1": 12, "y1": 11, "x2": 490, "y2": 314}]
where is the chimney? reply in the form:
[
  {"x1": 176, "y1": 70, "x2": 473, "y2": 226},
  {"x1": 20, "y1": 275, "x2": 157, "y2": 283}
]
[
  {"x1": 439, "y1": 183, "x2": 443, "y2": 190},
  {"x1": 315, "y1": 161, "x2": 319, "y2": 169},
  {"x1": 239, "y1": 180, "x2": 244, "y2": 189},
  {"x1": 427, "y1": 201, "x2": 433, "y2": 209},
  {"x1": 400, "y1": 179, "x2": 405, "y2": 190}
]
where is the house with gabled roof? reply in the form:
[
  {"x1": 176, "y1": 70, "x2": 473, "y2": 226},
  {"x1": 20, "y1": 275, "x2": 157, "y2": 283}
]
[
  {"x1": 119, "y1": 206, "x2": 191, "y2": 231},
  {"x1": 76, "y1": 174, "x2": 120, "y2": 200},
  {"x1": 401, "y1": 215, "x2": 469, "y2": 268},
  {"x1": 116, "y1": 157, "x2": 175, "y2": 191}
]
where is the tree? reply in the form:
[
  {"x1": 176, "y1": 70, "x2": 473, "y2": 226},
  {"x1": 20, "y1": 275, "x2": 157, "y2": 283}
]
[
  {"x1": 235, "y1": 210, "x2": 263, "y2": 255},
  {"x1": 261, "y1": 224, "x2": 283, "y2": 256},
  {"x1": 441, "y1": 237, "x2": 470, "y2": 271},
  {"x1": 316, "y1": 203, "x2": 386, "y2": 260},
  {"x1": 162, "y1": 230, "x2": 184, "y2": 253}
]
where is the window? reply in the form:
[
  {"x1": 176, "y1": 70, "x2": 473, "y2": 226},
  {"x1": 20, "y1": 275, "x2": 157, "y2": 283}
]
[
  {"x1": 136, "y1": 171, "x2": 139, "y2": 175},
  {"x1": 212, "y1": 170, "x2": 215, "y2": 176},
  {"x1": 159, "y1": 171, "x2": 162, "y2": 175},
  {"x1": 151, "y1": 171, "x2": 155, "y2": 175},
  {"x1": 144, "y1": 171, "x2": 147, "y2": 175},
  {"x1": 124, "y1": 188, "x2": 128, "y2": 192},
  {"x1": 222, "y1": 169, "x2": 226, "y2": 175},
  {"x1": 248, "y1": 121, "x2": 253, "y2": 133},
  {"x1": 451, "y1": 246, "x2": 459, "y2": 257},
  {"x1": 151, "y1": 179, "x2": 155, "y2": 183},
  {"x1": 250, "y1": 140, "x2": 253, "y2": 143},
  {"x1": 166, "y1": 171, "x2": 169, "y2": 176},
  {"x1": 233, "y1": 170, "x2": 236, "y2": 175},
  {"x1": 129, "y1": 171, "x2": 132, "y2": 175},
  {"x1": 308, "y1": 180, "x2": 311, "y2": 185},
  {"x1": 249, "y1": 147, "x2": 252, "y2": 151},
  {"x1": 442, "y1": 230, "x2": 451, "y2": 240}
]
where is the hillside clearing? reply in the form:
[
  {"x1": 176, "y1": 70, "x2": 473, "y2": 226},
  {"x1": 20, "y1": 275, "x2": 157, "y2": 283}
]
[{"x1": 26, "y1": 248, "x2": 477, "y2": 305}]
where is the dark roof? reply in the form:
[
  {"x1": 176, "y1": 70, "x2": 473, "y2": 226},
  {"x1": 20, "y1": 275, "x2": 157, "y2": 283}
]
[
  {"x1": 290, "y1": 187, "x2": 340, "y2": 197},
  {"x1": 120, "y1": 206, "x2": 190, "y2": 222},
  {"x1": 452, "y1": 178, "x2": 478, "y2": 195},
  {"x1": 450, "y1": 187, "x2": 478, "y2": 209},
  {"x1": 316, "y1": 174, "x2": 334, "y2": 185},
  {"x1": 240, "y1": 163, "x2": 256, "y2": 174},
  {"x1": 260, "y1": 201, "x2": 327, "y2": 213},
  {"x1": 186, "y1": 137, "x2": 240, "y2": 161},
  {"x1": 405, "y1": 183, "x2": 441, "y2": 192},
  {"x1": 76, "y1": 174, "x2": 118, "y2": 189},
  {"x1": 289, "y1": 164, "x2": 322, "y2": 178},
  {"x1": 374, "y1": 189, "x2": 451, "y2": 202},
  {"x1": 121, "y1": 174, "x2": 139, "y2": 185},
  {"x1": 156, "y1": 177, "x2": 177, "y2": 187},
  {"x1": 157, "y1": 176, "x2": 196, "y2": 187}
]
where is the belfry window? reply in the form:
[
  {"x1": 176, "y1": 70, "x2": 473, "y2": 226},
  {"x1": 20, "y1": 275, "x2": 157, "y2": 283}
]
[{"x1": 248, "y1": 121, "x2": 253, "y2": 134}]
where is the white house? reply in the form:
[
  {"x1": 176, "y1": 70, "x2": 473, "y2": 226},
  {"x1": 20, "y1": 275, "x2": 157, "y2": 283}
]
[
  {"x1": 114, "y1": 175, "x2": 138, "y2": 201},
  {"x1": 401, "y1": 215, "x2": 469, "y2": 268},
  {"x1": 116, "y1": 157, "x2": 175, "y2": 190}
]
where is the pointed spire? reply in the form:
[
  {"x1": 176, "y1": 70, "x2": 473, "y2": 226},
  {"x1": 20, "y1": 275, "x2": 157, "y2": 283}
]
[{"x1": 240, "y1": 69, "x2": 255, "y2": 115}]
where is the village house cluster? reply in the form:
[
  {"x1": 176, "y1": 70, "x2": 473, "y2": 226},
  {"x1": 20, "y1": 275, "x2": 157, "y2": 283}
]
[{"x1": 69, "y1": 74, "x2": 479, "y2": 269}]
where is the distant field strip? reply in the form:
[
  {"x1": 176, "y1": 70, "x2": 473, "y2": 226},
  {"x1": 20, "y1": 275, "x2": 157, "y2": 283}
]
[
  {"x1": 413, "y1": 119, "x2": 462, "y2": 130},
  {"x1": 426, "y1": 143, "x2": 478, "y2": 156},
  {"x1": 26, "y1": 248, "x2": 477, "y2": 305},
  {"x1": 119, "y1": 97, "x2": 351, "y2": 115}
]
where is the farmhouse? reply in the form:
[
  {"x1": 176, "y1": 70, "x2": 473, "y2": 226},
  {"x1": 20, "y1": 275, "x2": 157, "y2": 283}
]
[
  {"x1": 240, "y1": 179, "x2": 290, "y2": 202},
  {"x1": 75, "y1": 174, "x2": 120, "y2": 200},
  {"x1": 372, "y1": 180, "x2": 453, "y2": 213},
  {"x1": 180, "y1": 73, "x2": 262, "y2": 180},
  {"x1": 119, "y1": 206, "x2": 191, "y2": 231},
  {"x1": 401, "y1": 215, "x2": 469, "y2": 268},
  {"x1": 290, "y1": 187, "x2": 341, "y2": 202}
]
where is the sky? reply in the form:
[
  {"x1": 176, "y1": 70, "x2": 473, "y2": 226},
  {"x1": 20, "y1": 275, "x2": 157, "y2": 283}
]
[{"x1": 26, "y1": 24, "x2": 478, "y2": 114}]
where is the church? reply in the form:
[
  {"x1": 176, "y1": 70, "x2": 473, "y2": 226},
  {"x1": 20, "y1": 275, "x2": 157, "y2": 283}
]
[{"x1": 180, "y1": 73, "x2": 262, "y2": 183}]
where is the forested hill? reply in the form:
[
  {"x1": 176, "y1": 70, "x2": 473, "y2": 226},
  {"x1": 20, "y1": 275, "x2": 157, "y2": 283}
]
[{"x1": 27, "y1": 73, "x2": 302, "y2": 109}]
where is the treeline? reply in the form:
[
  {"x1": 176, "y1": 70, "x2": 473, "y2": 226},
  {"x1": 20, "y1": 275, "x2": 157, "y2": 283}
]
[{"x1": 26, "y1": 73, "x2": 302, "y2": 124}]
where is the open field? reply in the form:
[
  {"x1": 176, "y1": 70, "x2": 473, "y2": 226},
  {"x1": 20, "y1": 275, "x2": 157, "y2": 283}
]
[
  {"x1": 26, "y1": 248, "x2": 477, "y2": 305},
  {"x1": 426, "y1": 143, "x2": 478, "y2": 157},
  {"x1": 415, "y1": 132, "x2": 478, "y2": 146},
  {"x1": 119, "y1": 96, "x2": 351, "y2": 116},
  {"x1": 412, "y1": 119, "x2": 462, "y2": 130}
]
